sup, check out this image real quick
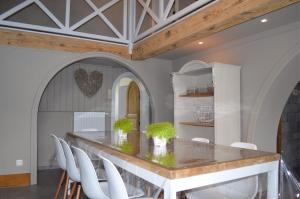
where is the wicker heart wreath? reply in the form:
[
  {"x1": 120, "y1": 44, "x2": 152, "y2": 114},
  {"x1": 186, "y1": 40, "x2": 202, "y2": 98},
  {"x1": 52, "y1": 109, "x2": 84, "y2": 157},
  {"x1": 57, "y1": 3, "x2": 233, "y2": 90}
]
[{"x1": 74, "y1": 68, "x2": 103, "y2": 97}]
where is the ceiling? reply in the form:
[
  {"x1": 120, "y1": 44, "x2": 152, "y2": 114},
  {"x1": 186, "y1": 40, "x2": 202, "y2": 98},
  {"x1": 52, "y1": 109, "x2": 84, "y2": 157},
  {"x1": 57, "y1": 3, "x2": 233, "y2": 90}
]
[{"x1": 157, "y1": 3, "x2": 300, "y2": 60}]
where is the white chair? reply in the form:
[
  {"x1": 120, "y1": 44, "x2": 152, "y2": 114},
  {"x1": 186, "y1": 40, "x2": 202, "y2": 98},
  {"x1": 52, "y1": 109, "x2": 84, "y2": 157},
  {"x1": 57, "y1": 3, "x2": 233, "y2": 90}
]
[
  {"x1": 50, "y1": 134, "x2": 69, "y2": 199},
  {"x1": 191, "y1": 137, "x2": 210, "y2": 143},
  {"x1": 230, "y1": 142, "x2": 257, "y2": 150},
  {"x1": 102, "y1": 156, "x2": 162, "y2": 199},
  {"x1": 186, "y1": 142, "x2": 258, "y2": 199},
  {"x1": 60, "y1": 138, "x2": 107, "y2": 199},
  {"x1": 72, "y1": 146, "x2": 147, "y2": 199},
  {"x1": 59, "y1": 138, "x2": 82, "y2": 199}
]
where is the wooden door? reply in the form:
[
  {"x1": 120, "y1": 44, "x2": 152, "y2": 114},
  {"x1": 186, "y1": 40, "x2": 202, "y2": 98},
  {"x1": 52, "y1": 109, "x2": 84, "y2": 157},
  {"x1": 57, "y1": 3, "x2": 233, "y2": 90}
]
[{"x1": 127, "y1": 81, "x2": 140, "y2": 131}]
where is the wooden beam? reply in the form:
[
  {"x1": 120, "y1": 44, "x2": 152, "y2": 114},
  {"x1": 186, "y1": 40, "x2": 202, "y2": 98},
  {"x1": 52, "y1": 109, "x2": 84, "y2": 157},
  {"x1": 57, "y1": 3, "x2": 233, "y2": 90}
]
[
  {"x1": 132, "y1": 0, "x2": 300, "y2": 60},
  {"x1": 0, "y1": 173, "x2": 30, "y2": 187},
  {"x1": 0, "y1": 28, "x2": 130, "y2": 59}
]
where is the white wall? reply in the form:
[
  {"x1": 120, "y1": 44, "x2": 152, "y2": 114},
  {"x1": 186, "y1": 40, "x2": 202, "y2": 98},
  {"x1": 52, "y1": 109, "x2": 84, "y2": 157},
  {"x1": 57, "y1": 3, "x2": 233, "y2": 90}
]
[
  {"x1": 172, "y1": 21, "x2": 300, "y2": 152},
  {"x1": 0, "y1": 45, "x2": 173, "y2": 178}
]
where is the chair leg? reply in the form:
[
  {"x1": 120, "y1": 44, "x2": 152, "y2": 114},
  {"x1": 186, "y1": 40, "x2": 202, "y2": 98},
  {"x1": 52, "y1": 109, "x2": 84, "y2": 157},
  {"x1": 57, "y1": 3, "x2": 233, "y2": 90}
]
[
  {"x1": 63, "y1": 175, "x2": 70, "y2": 199},
  {"x1": 69, "y1": 182, "x2": 77, "y2": 199},
  {"x1": 54, "y1": 170, "x2": 66, "y2": 199},
  {"x1": 75, "y1": 185, "x2": 81, "y2": 199}
]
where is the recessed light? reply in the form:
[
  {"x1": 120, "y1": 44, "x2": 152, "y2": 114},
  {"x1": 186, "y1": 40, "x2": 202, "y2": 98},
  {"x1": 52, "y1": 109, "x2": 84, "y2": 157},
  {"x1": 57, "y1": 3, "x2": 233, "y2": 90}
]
[
  {"x1": 198, "y1": 41, "x2": 204, "y2": 45},
  {"x1": 260, "y1": 18, "x2": 268, "y2": 23}
]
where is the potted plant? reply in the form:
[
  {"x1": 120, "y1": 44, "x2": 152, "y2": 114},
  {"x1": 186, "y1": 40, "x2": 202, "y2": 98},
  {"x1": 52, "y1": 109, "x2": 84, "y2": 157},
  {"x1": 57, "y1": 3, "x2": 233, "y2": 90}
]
[
  {"x1": 146, "y1": 122, "x2": 176, "y2": 146},
  {"x1": 114, "y1": 141, "x2": 134, "y2": 155},
  {"x1": 146, "y1": 152, "x2": 176, "y2": 168},
  {"x1": 113, "y1": 118, "x2": 133, "y2": 139}
]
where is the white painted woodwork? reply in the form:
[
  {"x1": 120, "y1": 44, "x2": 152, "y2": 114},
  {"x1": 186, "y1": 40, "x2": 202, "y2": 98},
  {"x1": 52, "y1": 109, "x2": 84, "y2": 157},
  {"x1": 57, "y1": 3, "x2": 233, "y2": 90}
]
[
  {"x1": 0, "y1": 0, "x2": 128, "y2": 44},
  {"x1": 173, "y1": 60, "x2": 241, "y2": 145},
  {"x1": 0, "y1": 0, "x2": 214, "y2": 46},
  {"x1": 213, "y1": 63, "x2": 241, "y2": 145},
  {"x1": 134, "y1": 0, "x2": 214, "y2": 41}
]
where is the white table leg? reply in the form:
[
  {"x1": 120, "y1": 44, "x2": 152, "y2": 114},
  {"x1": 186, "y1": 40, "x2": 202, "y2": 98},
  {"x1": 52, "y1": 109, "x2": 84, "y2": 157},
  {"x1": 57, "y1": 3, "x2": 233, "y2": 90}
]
[
  {"x1": 164, "y1": 181, "x2": 177, "y2": 199},
  {"x1": 267, "y1": 161, "x2": 279, "y2": 199}
]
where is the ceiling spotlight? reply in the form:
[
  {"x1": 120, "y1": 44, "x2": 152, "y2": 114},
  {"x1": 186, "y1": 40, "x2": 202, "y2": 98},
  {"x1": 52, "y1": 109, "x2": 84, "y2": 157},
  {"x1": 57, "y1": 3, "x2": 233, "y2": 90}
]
[
  {"x1": 198, "y1": 41, "x2": 204, "y2": 45},
  {"x1": 260, "y1": 18, "x2": 268, "y2": 23}
]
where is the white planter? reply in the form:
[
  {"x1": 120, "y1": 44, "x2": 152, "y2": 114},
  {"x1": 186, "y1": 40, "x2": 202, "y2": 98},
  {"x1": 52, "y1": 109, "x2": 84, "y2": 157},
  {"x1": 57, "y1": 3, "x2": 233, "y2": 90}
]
[
  {"x1": 153, "y1": 137, "x2": 167, "y2": 147},
  {"x1": 153, "y1": 145, "x2": 167, "y2": 156},
  {"x1": 117, "y1": 130, "x2": 127, "y2": 139}
]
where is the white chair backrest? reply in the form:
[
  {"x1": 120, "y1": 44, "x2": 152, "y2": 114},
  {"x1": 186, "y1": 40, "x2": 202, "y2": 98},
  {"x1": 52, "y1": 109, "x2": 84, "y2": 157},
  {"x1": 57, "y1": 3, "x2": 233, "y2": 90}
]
[
  {"x1": 102, "y1": 157, "x2": 129, "y2": 199},
  {"x1": 50, "y1": 134, "x2": 66, "y2": 170},
  {"x1": 59, "y1": 138, "x2": 80, "y2": 182},
  {"x1": 230, "y1": 142, "x2": 257, "y2": 150},
  {"x1": 192, "y1": 137, "x2": 210, "y2": 143},
  {"x1": 72, "y1": 146, "x2": 109, "y2": 199},
  {"x1": 229, "y1": 142, "x2": 258, "y2": 198}
]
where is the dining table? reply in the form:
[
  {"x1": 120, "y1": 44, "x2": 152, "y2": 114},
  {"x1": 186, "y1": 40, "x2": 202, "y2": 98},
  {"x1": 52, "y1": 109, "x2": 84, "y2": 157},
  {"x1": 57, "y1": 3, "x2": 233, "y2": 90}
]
[{"x1": 67, "y1": 131, "x2": 280, "y2": 199}]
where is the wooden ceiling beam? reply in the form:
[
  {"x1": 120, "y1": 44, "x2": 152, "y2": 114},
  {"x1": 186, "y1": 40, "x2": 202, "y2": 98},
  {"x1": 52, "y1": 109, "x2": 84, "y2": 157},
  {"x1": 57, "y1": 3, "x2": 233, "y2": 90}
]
[
  {"x1": 0, "y1": 28, "x2": 130, "y2": 59},
  {"x1": 132, "y1": 0, "x2": 299, "y2": 60},
  {"x1": 0, "y1": 0, "x2": 298, "y2": 60}
]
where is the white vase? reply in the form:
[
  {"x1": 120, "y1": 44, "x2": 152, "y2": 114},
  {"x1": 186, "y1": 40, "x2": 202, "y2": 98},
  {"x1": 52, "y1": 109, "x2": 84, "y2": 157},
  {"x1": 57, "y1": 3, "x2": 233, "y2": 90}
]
[
  {"x1": 153, "y1": 137, "x2": 167, "y2": 147},
  {"x1": 117, "y1": 130, "x2": 127, "y2": 139},
  {"x1": 153, "y1": 145, "x2": 167, "y2": 156}
]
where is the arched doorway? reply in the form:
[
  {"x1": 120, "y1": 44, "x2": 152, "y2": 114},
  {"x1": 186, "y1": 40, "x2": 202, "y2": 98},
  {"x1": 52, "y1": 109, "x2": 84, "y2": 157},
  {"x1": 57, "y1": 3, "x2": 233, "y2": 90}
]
[
  {"x1": 277, "y1": 82, "x2": 300, "y2": 198},
  {"x1": 247, "y1": 44, "x2": 300, "y2": 152},
  {"x1": 31, "y1": 53, "x2": 153, "y2": 184},
  {"x1": 111, "y1": 72, "x2": 150, "y2": 133}
]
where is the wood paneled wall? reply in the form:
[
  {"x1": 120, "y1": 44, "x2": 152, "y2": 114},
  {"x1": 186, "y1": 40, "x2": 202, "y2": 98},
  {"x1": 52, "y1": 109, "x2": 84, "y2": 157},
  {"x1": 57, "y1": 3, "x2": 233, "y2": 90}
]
[{"x1": 38, "y1": 63, "x2": 127, "y2": 112}]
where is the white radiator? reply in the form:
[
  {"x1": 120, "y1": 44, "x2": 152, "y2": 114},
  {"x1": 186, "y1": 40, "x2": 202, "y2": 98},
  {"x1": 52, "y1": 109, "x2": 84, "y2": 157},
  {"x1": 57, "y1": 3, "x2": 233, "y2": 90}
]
[{"x1": 74, "y1": 112, "x2": 106, "y2": 132}]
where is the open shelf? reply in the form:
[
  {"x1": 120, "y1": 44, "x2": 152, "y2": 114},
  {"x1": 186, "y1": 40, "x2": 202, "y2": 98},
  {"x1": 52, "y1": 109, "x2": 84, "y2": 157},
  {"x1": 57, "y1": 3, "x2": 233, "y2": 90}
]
[
  {"x1": 179, "y1": 121, "x2": 214, "y2": 127},
  {"x1": 179, "y1": 91, "x2": 214, "y2": 97}
]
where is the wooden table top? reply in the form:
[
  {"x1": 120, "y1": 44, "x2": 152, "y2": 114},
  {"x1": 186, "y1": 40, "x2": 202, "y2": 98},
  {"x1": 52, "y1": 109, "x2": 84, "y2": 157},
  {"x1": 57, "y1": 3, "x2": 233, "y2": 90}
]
[{"x1": 67, "y1": 131, "x2": 280, "y2": 179}]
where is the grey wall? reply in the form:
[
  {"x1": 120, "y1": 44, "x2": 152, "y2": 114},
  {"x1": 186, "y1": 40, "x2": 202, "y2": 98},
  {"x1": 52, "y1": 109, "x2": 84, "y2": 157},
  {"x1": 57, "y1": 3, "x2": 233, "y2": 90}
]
[
  {"x1": 37, "y1": 62, "x2": 127, "y2": 169},
  {"x1": 172, "y1": 21, "x2": 300, "y2": 152},
  {"x1": 37, "y1": 112, "x2": 73, "y2": 169},
  {"x1": 119, "y1": 85, "x2": 128, "y2": 118},
  {"x1": 39, "y1": 62, "x2": 126, "y2": 112},
  {"x1": 0, "y1": 45, "x2": 173, "y2": 176}
]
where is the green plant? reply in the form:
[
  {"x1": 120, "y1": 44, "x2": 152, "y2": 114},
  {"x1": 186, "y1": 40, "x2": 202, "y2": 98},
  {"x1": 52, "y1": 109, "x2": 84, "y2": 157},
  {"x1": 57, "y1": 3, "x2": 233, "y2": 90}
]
[
  {"x1": 113, "y1": 118, "x2": 133, "y2": 134},
  {"x1": 146, "y1": 122, "x2": 176, "y2": 140},
  {"x1": 116, "y1": 141, "x2": 134, "y2": 154},
  {"x1": 146, "y1": 152, "x2": 176, "y2": 168}
]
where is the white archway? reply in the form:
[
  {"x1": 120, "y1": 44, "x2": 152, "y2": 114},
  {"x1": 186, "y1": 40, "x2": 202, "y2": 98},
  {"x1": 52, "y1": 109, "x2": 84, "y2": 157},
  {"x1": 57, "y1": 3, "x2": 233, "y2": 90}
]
[
  {"x1": 30, "y1": 52, "x2": 153, "y2": 184},
  {"x1": 111, "y1": 72, "x2": 151, "y2": 132},
  {"x1": 247, "y1": 43, "x2": 300, "y2": 152}
]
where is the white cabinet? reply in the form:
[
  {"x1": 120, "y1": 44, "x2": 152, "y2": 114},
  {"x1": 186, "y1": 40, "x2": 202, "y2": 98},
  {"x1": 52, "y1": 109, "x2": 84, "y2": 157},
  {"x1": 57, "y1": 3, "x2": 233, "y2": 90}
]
[{"x1": 173, "y1": 60, "x2": 241, "y2": 146}]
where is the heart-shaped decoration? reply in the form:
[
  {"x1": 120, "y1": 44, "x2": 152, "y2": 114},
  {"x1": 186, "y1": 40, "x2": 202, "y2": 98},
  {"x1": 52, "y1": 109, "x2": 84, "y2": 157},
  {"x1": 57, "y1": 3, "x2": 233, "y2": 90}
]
[{"x1": 74, "y1": 68, "x2": 103, "y2": 97}]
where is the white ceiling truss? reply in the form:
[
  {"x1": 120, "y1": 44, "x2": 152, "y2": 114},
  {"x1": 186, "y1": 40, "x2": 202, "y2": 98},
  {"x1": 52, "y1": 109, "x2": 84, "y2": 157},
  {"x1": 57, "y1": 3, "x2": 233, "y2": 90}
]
[{"x1": 0, "y1": 0, "x2": 214, "y2": 52}]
